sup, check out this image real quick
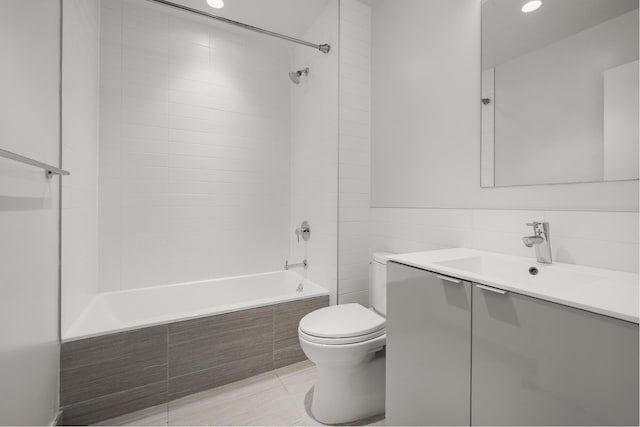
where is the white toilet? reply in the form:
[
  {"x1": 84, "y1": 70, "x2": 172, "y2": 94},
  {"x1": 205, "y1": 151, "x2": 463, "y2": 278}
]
[{"x1": 298, "y1": 252, "x2": 392, "y2": 425}]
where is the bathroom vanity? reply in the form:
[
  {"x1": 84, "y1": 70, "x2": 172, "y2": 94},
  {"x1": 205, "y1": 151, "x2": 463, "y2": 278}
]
[{"x1": 386, "y1": 249, "x2": 639, "y2": 426}]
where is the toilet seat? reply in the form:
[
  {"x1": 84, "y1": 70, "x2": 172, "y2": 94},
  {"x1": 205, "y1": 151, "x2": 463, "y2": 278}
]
[
  {"x1": 299, "y1": 303, "x2": 386, "y2": 345},
  {"x1": 299, "y1": 328, "x2": 386, "y2": 345}
]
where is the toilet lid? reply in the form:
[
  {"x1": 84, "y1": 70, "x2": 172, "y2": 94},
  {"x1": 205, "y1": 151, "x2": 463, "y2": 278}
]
[{"x1": 299, "y1": 303, "x2": 386, "y2": 339}]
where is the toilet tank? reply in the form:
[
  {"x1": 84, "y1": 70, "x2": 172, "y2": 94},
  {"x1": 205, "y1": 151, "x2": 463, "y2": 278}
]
[{"x1": 370, "y1": 252, "x2": 393, "y2": 317}]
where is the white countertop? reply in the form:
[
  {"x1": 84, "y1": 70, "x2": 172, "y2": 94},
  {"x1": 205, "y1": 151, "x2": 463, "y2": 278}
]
[{"x1": 388, "y1": 248, "x2": 639, "y2": 324}]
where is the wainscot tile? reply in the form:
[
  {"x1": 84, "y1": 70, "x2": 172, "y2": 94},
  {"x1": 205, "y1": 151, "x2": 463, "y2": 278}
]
[
  {"x1": 168, "y1": 352, "x2": 274, "y2": 400},
  {"x1": 273, "y1": 296, "x2": 329, "y2": 368},
  {"x1": 167, "y1": 306, "x2": 274, "y2": 378},
  {"x1": 60, "y1": 326, "x2": 168, "y2": 406},
  {"x1": 273, "y1": 345, "x2": 307, "y2": 369}
]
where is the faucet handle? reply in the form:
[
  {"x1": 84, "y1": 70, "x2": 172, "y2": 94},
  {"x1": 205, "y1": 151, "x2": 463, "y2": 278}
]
[
  {"x1": 526, "y1": 222, "x2": 550, "y2": 237},
  {"x1": 295, "y1": 221, "x2": 311, "y2": 243},
  {"x1": 526, "y1": 222, "x2": 543, "y2": 236},
  {"x1": 526, "y1": 221, "x2": 544, "y2": 231}
]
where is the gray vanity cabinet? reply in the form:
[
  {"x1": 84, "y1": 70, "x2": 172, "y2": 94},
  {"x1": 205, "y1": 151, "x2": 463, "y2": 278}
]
[
  {"x1": 386, "y1": 261, "x2": 471, "y2": 426},
  {"x1": 471, "y1": 283, "x2": 639, "y2": 426}
]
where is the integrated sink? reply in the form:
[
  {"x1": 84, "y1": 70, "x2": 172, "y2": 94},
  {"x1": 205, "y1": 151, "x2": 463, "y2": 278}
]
[
  {"x1": 388, "y1": 248, "x2": 639, "y2": 323},
  {"x1": 434, "y1": 255, "x2": 602, "y2": 287}
]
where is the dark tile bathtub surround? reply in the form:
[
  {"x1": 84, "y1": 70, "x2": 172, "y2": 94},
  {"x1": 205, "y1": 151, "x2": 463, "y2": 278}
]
[
  {"x1": 168, "y1": 305, "x2": 274, "y2": 378},
  {"x1": 167, "y1": 305, "x2": 275, "y2": 399},
  {"x1": 60, "y1": 326, "x2": 168, "y2": 407},
  {"x1": 274, "y1": 298, "x2": 329, "y2": 368},
  {"x1": 60, "y1": 296, "x2": 328, "y2": 425}
]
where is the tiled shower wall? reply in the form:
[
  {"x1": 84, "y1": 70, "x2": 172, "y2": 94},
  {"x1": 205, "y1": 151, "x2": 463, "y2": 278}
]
[
  {"x1": 289, "y1": 0, "x2": 340, "y2": 304},
  {"x1": 338, "y1": 0, "x2": 372, "y2": 305},
  {"x1": 370, "y1": 208, "x2": 639, "y2": 274},
  {"x1": 61, "y1": 0, "x2": 101, "y2": 335},
  {"x1": 98, "y1": 0, "x2": 291, "y2": 291}
]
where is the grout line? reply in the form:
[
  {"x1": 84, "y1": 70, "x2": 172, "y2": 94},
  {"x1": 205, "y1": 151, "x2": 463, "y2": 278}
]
[
  {"x1": 274, "y1": 364, "x2": 317, "y2": 421},
  {"x1": 469, "y1": 282, "x2": 473, "y2": 426},
  {"x1": 336, "y1": 0, "x2": 342, "y2": 307},
  {"x1": 272, "y1": 305, "x2": 276, "y2": 369},
  {"x1": 164, "y1": 324, "x2": 170, "y2": 424},
  {"x1": 370, "y1": 206, "x2": 639, "y2": 213},
  {"x1": 57, "y1": 0, "x2": 64, "y2": 414},
  {"x1": 164, "y1": 401, "x2": 169, "y2": 426}
]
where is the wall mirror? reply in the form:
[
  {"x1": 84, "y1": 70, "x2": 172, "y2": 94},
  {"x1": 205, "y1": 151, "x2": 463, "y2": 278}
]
[{"x1": 481, "y1": 0, "x2": 639, "y2": 187}]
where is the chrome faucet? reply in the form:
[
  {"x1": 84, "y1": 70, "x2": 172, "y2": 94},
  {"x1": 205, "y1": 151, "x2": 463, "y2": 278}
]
[{"x1": 523, "y1": 222, "x2": 552, "y2": 264}]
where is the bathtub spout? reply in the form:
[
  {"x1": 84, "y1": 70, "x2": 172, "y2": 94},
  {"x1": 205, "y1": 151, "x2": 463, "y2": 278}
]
[
  {"x1": 285, "y1": 259, "x2": 308, "y2": 270},
  {"x1": 297, "y1": 283, "x2": 304, "y2": 292}
]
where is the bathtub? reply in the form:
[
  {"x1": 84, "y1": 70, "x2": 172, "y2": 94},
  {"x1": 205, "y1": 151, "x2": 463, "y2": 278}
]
[
  {"x1": 63, "y1": 270, "x2": 329, "y2": 342},
  {"x1": 60, "y1": 270, "x2": 330, "y2": 425}
]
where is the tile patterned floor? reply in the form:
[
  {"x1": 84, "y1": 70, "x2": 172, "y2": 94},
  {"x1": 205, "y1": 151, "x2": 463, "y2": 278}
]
[{"x1": 95, "y1": 361, "x2": 385, "y2": 426}]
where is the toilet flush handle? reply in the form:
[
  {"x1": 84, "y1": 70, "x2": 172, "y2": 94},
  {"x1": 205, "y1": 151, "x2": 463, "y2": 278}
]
[{"x1": 367, "y1": 345, "x2": 385, "y2": 354}]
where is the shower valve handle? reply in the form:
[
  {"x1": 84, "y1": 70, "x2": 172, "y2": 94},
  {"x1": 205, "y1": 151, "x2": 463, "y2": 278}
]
[{"x1": 295, "y1": 221, "x2": 311, "y2": 243}]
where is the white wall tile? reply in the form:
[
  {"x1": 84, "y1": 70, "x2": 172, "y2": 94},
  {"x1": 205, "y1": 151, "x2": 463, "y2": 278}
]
[
  {"x1": 551, "y1": 237, "x2": 639, "y2": 273},
  {"x1": 472, "y1": 209, "x2": 543, "y2": 234},
  {"x1": 371, "y1": 208, "x2": 639, "y2": 273},
  {"x1": 543, "y1": 210, "x2": 638, "y2": 243},
  {"x1": 338, "y1": 0, "x2": 372, "y2": 304},
  {"x1": 61, "y1": 0, "x2": 101, "y2": 335},
  {"x1": 289, "y1": 0, "x2": 339, "y2": 305},
  {"x1": 339, "y1": 290, "x2": 370, "y2": 307},
  {"x1": 99, "y1": 0, "x2": 292, "y2": 291}
]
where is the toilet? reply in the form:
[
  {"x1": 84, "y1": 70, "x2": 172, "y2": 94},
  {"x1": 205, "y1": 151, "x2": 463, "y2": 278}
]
[{"x1": 298, "y1": 252, "x2": 392, "y2": 425}]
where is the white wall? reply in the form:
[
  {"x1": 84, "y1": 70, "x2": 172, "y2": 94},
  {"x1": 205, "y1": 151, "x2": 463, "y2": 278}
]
[
  {"x1": 99, "y1": 0, "x2": 291, "y2": 291},
  {"x1": 480, "y1": 68, "x2": 494, "y2": 187},
  {"x1": 338, "y1": 0, "x2": 372, "y2": 306},
  {"x1": 493, "y1": 11, "x2": 638, "y2": 186},
  {"x1": 0, "y1": 0, "x2": 61, "y2": 424},
  {"x1": 290, "y1": 0, "x2": 340, "y2": 303},
  {"x1": 371, "y1": 0, "x2": 638, "y2": 212},
  {"x1": 61, "y1": 0, "x2": 101, "y2": 336},
  {"x1": 367, "y1": 0, "x2": 639, "y2": 281}
]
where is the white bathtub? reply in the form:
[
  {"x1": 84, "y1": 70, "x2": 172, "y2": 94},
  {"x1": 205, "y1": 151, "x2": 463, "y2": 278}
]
[{"x1": 62, "y1": 270, "x2": 329, "y2": 342}]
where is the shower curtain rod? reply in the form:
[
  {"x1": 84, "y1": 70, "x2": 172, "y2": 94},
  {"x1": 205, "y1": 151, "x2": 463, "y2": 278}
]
[{"x1": 144, "y1": 0, "x2": 331, "y2": 54}]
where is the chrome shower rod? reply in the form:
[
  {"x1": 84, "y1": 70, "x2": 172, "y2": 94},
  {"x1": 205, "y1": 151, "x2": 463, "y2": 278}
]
[{"x1": 144, "y1": 0, "x2": 331, "y2": 54}]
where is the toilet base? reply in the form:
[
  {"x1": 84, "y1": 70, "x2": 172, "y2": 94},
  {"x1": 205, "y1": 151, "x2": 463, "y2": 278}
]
[{"x1": 311, "y1": 351, "x2": 386, "y2": 425}]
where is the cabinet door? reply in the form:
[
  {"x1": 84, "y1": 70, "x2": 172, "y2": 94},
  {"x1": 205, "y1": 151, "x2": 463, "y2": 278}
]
[
  {"x1": 386, "y1": 262, "x2": 471, "y2": 426},
  {"x1": 472, "y1": 283, "x2": 639, "y2": 426}
]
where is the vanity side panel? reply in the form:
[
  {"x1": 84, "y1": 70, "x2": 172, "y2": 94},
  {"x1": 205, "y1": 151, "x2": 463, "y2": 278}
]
[
  {"x1": 472, "y1": 284, "x2": 639, "y2": 426},
  {"x1": 386, "y1": 262, "x2": 471, "y2": 426}
]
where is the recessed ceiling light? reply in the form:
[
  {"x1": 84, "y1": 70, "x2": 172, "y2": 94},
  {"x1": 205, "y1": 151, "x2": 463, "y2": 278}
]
[
  {"x1": 521, "y1": 0, "x2": 542, "y2": 13},
  {"x1": 207, "y1": 0, "x2": 224, "y2": 8}
]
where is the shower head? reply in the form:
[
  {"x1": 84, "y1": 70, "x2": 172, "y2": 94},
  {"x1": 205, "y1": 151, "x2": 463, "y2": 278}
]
[{"x1": 289, "y1": 67, "x2": 309, "y2": 84}]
